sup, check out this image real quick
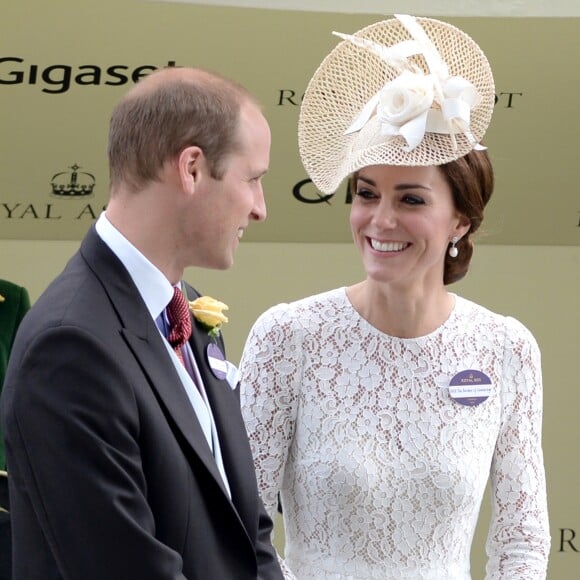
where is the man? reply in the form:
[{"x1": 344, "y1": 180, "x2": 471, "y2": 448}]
[
  {"x1": 1, "y1": 67, "x2": 282, "y2": 579},
  {"x1": 0, "y1": 279, "x2": 30, "y2": 470},
  {"x1": 0, "y1": 279, "x2": 30, "y2": 578}
]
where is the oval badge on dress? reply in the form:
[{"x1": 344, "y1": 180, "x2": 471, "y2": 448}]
[
  {"x1": 448, "y1": 369, "x2": 493, "y2": 407},
  {"x1": 206, "y1": 343, "x2": 227, "y2": 380}
]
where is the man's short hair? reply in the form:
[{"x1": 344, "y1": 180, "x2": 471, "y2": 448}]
[{"x1": 108, "y1": 68, "x2": 259, "y2": 192}]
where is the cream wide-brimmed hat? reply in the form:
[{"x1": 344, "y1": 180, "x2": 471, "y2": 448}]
[{"x1": 298, "y1": 14, "x2": 495, "y2": 194}]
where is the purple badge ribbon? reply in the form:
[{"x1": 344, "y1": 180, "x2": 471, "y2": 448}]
[{"x1": 206, "y1": 343, "x2": 227, "y2": 380}]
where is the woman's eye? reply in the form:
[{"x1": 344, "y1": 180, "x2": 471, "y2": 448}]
[
  {"x1": 403, "y1": 195, "x2": 425, "y2": 205},
  {"x1": 355, "y1": 188, "x2": 376, "y2": 200}
]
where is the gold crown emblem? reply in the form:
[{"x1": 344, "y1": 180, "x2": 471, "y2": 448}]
[{"x1": 51, "y1": 164, "x2": 95, "y2": 197}]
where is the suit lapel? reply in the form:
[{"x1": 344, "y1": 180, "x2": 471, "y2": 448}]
[
  {"x1": 184, "y1": 285, "x2": 258, "y2": 537},
  {"x1": 79, "y1": 229, "x2": 232, "y2": 500}
]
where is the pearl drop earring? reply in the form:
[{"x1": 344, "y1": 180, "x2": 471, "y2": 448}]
[{"x1": 448, "y1": 236, "x2": 459, "y2": 258}]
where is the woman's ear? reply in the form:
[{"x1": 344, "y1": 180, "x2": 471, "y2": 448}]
[{"x1": 453, "y1": 214, "x2": 471, "y2": 240}]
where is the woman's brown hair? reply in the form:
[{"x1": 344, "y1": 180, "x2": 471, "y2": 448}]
[{"x1": 439, "y1": 148, "x2": 494, "y2": 284}]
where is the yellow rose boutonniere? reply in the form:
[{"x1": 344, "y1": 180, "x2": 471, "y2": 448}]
[
  {"x1": 0, "y1": 294, "x2": 5, "y2": 303},
  {"x1": 189, "y1": 296, "x2": 229, "y2": 339}
]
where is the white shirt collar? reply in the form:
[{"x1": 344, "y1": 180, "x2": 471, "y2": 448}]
[{"x1": 95, "y1": 212, "x2": 173, "y2": 320}]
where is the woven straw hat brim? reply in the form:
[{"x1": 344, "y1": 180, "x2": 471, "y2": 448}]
[{"x1": 298, "y1": 16, "x2": 495, "y2": 194}]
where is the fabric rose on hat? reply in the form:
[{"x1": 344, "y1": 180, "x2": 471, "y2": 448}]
[{"x1": 378, "y1": 70, "x2": 434, "y2": 151}]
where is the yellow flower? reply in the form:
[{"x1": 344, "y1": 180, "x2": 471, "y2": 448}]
[
  {"x1": 0, "y1": 294, "x2": 5, "y2": 303},
  {"x1": 189, "y1": 296, "x2": 229, "y2": 338}
]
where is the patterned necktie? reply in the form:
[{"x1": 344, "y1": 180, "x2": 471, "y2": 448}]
[{"x1": 166, "y1": 287, "x2": 192, "y2": 366}]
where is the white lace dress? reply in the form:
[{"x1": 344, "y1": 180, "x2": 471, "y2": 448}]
[{"x1": 239, "y1": 288, "x2": 550, "y2": 580}]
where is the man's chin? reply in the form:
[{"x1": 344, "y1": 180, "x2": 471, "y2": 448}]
[{"x1": 193, "y1": 256, "x2": 234, "y2": 271}]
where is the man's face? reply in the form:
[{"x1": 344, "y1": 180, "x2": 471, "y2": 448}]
[{"x1": 183, "y1": 103, "x2": 271, "y2": 270}]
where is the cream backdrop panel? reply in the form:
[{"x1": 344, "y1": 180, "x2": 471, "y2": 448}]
[
  {"x1": 1, "y1": 0, "x2": 579, "y2": 578},
  {"x1": 1, "y1": 0, "x2": 579, "y2": 245}
]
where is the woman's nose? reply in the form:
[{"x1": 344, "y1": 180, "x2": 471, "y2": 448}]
[{"x1": 372, "y1": 202, "x2": 397, "y2": 228}]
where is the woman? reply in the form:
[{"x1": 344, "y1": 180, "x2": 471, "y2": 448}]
[{"x1": 240, "y1": 15, "x2": 550, "y2": 579}]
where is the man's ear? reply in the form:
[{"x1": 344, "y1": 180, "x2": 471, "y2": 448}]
[{"x1": 177, "y1": 146, "x2": 204, "y2": 193}]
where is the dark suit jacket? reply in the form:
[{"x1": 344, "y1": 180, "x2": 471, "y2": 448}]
[{"x1": 0, "y1": 228, "x2": 282, "y2": 580}]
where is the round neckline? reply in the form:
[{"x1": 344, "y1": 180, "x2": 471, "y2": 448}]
[{"x1": 339, "y1": 286, "x2": 461, "y2": 342}]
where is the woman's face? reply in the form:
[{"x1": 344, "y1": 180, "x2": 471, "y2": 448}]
[{"x1": 349, "y1": 164, "x2": 469, "y2": 291}]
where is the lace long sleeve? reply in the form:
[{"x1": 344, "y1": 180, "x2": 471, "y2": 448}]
[
  {"x1": 485, "y1": 318, "x2": 550, "y2": 579},
  {"x1": 240, "y1": 306, "x2": 300, "y2": 580}
]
